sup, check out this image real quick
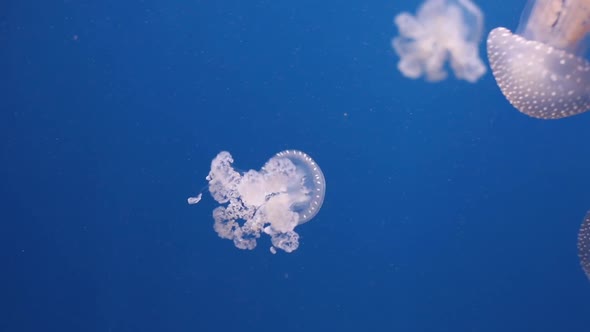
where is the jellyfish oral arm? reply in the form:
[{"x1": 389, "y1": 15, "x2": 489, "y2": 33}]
[
  {"x1": 187, "y1": 193, "x2": 202, "y2": 205},
  {"x1": 392, "y1": 0, "x2": 487, "y2": 82},
  {"x1": 520, "y1": 0, "x2": 590, "y2": 53}
]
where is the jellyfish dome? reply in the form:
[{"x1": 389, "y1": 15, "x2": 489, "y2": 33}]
[
  {"x1": 193, "y1": 150, "x2": 326, "y2": 253},
  {"x1": 487, "y1": 0, "x2": 590, "y2": 119},
  {"x1": 579, "y1": 211, "x2": 590, "y2": 281}
]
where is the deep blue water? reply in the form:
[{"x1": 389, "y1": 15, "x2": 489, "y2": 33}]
[{"x1": 2, "y1": 0, "x2": 590, "y2": 331}]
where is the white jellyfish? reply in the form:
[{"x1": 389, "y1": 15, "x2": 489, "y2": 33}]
[
  {"x1": 392, "y1": 0, "x2": 487, "y2": 83},
  {"x1": 189, "y1": 150, "x2": 326, "y2": 253},
  {"x1": 487, "y1": 0, "x2": 590, "y2": 119},
  {"x1": 579, "y1": 211, "x2": 590, "y2": 281}
]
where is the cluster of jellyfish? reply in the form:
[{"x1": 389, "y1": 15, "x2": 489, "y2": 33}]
[
  {"x1": 487, "y1": 0, "x2": 590, "y2": 280},
  {"x1": 188, "y1": 0, "x2": 590, "y2": 286},
  {"x1": 391, "y1": 0, "x2": 590, "y2": 279},
  {"x1": 493, "y1": 0, "x2": 590, "y2": 280},
  {"x1": 188, "y1": 150, "x2": 325, "y2": 254},
  {"x1": 392, "y1": 0, "x2": 590, "y2": 119}
]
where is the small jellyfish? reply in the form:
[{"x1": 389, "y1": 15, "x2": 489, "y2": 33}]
[
  {"x1": 190, "y1": 150, "x2": 326, "y2": 253},
  {"x1": 392, "y1": 0, "x2": 487, "y2": 83},
  {"x1": 579, "y1": 211, "x2": 590, "y2": 281},
  {"x1": 487, "y1": 0, "x2": 590, "y2": 119}
]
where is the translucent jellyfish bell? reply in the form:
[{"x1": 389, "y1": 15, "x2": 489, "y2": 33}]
[
  {"x1": 487, "y1": 0, "x2": 590, "y2": 119},
  {"x1": 392, "y1": 0, "x2": 487, "y2": 83},
  {"x1": 264, "y1": 150, "x2": 325, "y2": 224},
  {"x1": 579, "y1": 211, "x2": 590, "y2": 281},
  {"x1": 189, "y1": 150, "x2": 326, "y2": 253}
]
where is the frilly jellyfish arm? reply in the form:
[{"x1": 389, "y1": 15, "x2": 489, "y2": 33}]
[
  {"x1": 487, "y1": 0, "x2": 590, "y2": 119},
  {"x1": 392, "y1": 0, "x2": 487, "y2": 83},
  {"x1": 579, "y1": 211, "x2": 590, "y2": 281}
]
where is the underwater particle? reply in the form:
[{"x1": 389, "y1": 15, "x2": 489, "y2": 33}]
[
  {"x1": 579, "y1": 211, "x2": 590, "y2": 281},
  {"x1": 190, "y1": 150, "x2": 326, "y2": 253},
  {"x1": 487, "y1": 0, "x2": 590, "y2": 119},
  {"x1": 392, "y1": 0, "x2": 486, "y2": 82}
]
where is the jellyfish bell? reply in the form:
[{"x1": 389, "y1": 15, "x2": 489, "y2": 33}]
[
  {"x1": 487, "y1": 0, "x2": 590, "y2": 119},
  {"x1": 264, "y1": 150, "x2": 326, "y2": 224},
  {"x1": 188, "y1": 150, "x2": 326, "y2": 253},
  {"x1": 579, "y1": 211, "x2": 590, "y2": 281}
]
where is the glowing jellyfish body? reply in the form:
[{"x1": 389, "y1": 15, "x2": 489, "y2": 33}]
[
  {"x1": 487, "y1": 0, "x2": 590, "y2": 119},
  {"x1": 392, "y1": 0, "x2": 486, "y2": 83},
  {"x1": 195, "y1": 150, "x2": 325, "y2": 253},
  {"x1": 579, "y1": 211, "x2": 590, "y2": 281}
]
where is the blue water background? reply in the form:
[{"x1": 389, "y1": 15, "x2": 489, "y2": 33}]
[{"x1": 2, "y1": 0, "x2": 590, "y2": 331}]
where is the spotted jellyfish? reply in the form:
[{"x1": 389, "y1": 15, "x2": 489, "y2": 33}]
[{"x1": 188, "y1": 150, "x2": 326, "y2": 254}]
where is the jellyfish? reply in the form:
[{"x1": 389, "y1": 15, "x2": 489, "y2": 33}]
[
  {"x1": 392, "y1": 0, "x2": 487, "y2": 83},
  {"x1": 579, "y1": 211, "x2": 590, "y2": 281},
  {"x1": 487, "y1": 0, "x2": 590, "y2": 119},
  {"x1": 188, "y1": 150, "x2": 326, "y2": 253}
]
